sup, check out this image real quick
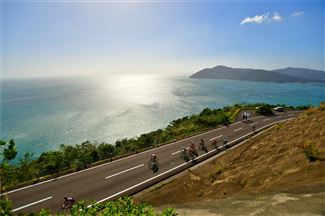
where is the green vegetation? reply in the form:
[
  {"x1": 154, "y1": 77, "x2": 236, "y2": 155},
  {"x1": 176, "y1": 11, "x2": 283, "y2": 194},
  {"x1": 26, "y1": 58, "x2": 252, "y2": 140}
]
[
  {"x1": 255, "y1": 104, "x2": 273, "y2": 116},
  {"x1": 0, "y1": 198, "x2": 13, "y2": 216},
  {"x1": 0, "y1": 103, "x2": 315, "y2": 215},
  {"x1": 302, "y1": 143, "x2": 319, "y2": 162},
  {"x1": 1, "y1": 103, "x2": 311, "y2": 191},
  {"x1": 1, "y1": 141, "x2": 176, "y2": 215},
  {"x1": 1, "y1": 196, "x2": 177, "y2": 216},
  {"x1": 208, "y1": 164, "x2": 224, "y2": 182},
  {"x1": 0, "y1": 139, "x2": 18, "y2": 216},
  {"x1": 66, "y1": 196, "x2": 177, "y2": 216}
]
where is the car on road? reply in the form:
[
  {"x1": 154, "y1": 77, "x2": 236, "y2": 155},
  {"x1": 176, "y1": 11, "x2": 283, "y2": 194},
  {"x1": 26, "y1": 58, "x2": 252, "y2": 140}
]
[{"x1": 274, "y1": 106, "x2": 284, "y2": 112}]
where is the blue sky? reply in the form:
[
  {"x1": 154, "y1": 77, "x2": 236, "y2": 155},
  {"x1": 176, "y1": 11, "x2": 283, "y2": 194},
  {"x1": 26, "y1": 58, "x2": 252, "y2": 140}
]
[{"x1": 2, "y1": 1, "x2": 324, "y2": 78}]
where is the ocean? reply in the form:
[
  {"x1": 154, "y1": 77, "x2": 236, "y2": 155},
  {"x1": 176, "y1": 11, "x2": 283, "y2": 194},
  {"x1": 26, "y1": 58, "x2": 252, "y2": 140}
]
[{"x1": 1, "y1": 74, "x2": 324, "y2": 161}]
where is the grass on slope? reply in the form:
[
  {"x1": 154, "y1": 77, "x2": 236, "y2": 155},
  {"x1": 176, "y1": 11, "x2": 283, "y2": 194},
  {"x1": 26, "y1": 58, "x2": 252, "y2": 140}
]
[{"x1": 136, "y1": 104, "x2": 325, "y2": 206}]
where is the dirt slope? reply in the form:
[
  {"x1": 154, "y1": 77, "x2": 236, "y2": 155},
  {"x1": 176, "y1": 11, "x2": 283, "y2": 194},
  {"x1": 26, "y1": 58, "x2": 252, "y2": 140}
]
[{"x1": 136, "y1": 106, "x2": 325, "y2": 215}]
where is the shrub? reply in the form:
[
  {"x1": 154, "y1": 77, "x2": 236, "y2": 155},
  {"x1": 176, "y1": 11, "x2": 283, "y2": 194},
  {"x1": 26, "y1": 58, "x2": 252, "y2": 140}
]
[
  {"x1": 274, "y1": 123, "x2": 282, "y2": 131},
  {"x1": 256, "y1": 104, "x2": 273, "y2": 116},
  {"x1": 209, "y1": 165, "x2": 223, "y2": 182},
  {"x1": 302, "y1": 143, "x2": 319, "y2": 162},
  {"x1": 101, "y1": 197, "x2": 155, "y2": 216},
  {"x1": 0, "y1": 199, "x2": 12, "y2": 216},
  {"x1": 305, "y1": 107, "x2": 318, "y2": 116},
  {"x1": 296, "y1": 104, "x2": 312, "y2": 110}
]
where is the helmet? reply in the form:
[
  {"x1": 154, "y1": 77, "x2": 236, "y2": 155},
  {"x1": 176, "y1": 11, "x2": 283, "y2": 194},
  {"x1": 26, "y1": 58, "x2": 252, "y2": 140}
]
[{"x1": 151, "y1": 154, "x2": 156, "y2": 158}]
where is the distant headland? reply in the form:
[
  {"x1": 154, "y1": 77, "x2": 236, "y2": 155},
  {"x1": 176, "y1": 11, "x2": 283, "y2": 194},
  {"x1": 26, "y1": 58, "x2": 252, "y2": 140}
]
[{"x1": 190, "y1": 65, "x2": 325, "y2": 83}]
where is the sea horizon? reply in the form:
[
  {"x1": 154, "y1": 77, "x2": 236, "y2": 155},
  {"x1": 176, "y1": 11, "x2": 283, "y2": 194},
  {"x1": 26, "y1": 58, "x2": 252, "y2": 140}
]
[{"x1": 1, "y1": 74, "x2": 324, "y2": 162}]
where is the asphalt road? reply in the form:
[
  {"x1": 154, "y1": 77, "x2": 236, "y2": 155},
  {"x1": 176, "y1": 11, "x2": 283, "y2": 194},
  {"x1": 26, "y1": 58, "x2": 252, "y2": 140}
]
[{"x1": 8, "y1": 111, "x2": 301, "y2": 214}]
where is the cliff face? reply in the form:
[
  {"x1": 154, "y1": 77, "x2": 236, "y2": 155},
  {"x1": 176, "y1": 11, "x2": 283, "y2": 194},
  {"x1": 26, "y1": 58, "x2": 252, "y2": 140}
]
[
  {"x1": 190, "y1": 65, "x2": 325, "y2": 83},
  {"x1": 136, "y1": 104, "x2": 325, "y2": 215}
]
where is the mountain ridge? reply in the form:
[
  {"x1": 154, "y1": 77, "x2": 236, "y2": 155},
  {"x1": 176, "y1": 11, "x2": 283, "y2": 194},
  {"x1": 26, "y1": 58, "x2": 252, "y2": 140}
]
[{"x1": 190, "y1": 65, "x2": 325, "y2": 83}]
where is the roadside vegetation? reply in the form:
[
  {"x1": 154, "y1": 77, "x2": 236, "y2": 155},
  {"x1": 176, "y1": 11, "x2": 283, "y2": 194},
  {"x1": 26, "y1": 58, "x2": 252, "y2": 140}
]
[
  {"x1": 1, "y1": 196, "x2": 177, "y2": 216},
  {"x1": 0, "y1": 103, "x2": 311, "y2": 192},
  {"x1": 255, "y1": 104, "x2": 274, "y2": 115},
  {"x1": 0, "y1": 102, "x2": 314, "y2": 215},
  {"x1": 1, "y1": 144, "x2": 176, "y2": 215}
]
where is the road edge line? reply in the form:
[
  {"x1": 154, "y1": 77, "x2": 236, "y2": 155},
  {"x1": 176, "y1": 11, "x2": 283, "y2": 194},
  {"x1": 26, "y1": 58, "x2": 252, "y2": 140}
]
[
  {"x1": 91, "y1": 117, "x2": 294, "y2": 206},
  {"x1": 12, "y1": 196, "x2": 53, "y2": 212}
]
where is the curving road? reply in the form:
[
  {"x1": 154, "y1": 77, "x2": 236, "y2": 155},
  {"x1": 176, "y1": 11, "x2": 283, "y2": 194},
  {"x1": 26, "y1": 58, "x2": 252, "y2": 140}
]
[{"x1": 8, "y1": 111, "x2": 301, "y2": 214}]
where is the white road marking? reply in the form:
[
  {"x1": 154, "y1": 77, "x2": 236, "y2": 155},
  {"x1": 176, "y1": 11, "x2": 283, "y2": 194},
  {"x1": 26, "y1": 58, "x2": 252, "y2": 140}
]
[
  {"x1": 90, "y1": 117, "x2": 295, "y2": 208},
  {"x1": 105, "y1": 164, "x2": 144, "y2": 180},
  {"x1": 233, "y1": 127, "x2": 243, "y2": 132},
  {"x1": 288, "y1": 114, "x2": 295, "y2": 116},
  {"x1": 93, "y1": 119, "x2": 289, "y2": 206},
  {"x1": 12, "y1": 196, "x2": 52, "y2": 212},
  {"x1": 275, "y1": 116, "x2": 281, "y2": 118},
  {"x1": 171, "y1": 147, "x2": 192, "y2": 155},
  {"x1": 5, "y1": 113, "x2": 296, "y2": 196},
  {"x1": 91, "y1": 160, "x2": 189, "y2": 206},
  {"x1": 171, "y1": 151, "x2": 181, "y2": 155},
  {"x1": 209, "y1": 135, "x2": 223, "y2": 141},
  {"x1": 263, "y1": 118, "x2": 270, "y2": 121},
  {"x1": 250, "y1": 123, "x2": 256, "y2": 126}
]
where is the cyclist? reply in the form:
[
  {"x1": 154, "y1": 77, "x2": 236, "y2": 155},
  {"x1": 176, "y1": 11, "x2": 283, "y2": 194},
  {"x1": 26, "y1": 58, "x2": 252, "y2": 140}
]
[
  {"x1": 181, "y1": 147, "x2": 188, "y2": 155},
  {"x1": 199, "y1": 138, "x2": 208, "y2": 153},
  {"x1": 180, "y1": 147, "x2": 190, "y2": 161},
  {"x1": 149, "y1": 154, "x2": 159, "y2": 173},
  {"x1": 189, "y1": 140, "x2": 198, "y2": 157},
  {"x1": 211, "y1": 139, "x2": 218, "y2": 150},
  {"x1": 190, "y1": 140, "x2": 195, "y2": 150},
  {"x1": 223, "y1": 137, "x2": 228, "y2": 150},
  {"x1": 150, "y1": 154, "x2": 158, "y2": 163},
  {"x1": 252, "y1": 124, "x2": 256, "y2": 132},
  {"x1": 63, "y1": 197, "x2": 75, "y2": 209}
]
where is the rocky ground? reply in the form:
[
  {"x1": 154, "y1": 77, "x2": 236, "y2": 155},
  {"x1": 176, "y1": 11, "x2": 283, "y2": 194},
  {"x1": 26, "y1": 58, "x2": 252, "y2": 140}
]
[{"x1": 156, "y1": 189, "x2": 325, "y2": 216}]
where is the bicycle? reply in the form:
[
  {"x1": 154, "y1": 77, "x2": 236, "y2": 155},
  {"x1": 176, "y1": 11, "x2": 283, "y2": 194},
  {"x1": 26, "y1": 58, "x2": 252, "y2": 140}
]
[{"x1": 57, "y1": 197, "x2": 75, "y2": 214}]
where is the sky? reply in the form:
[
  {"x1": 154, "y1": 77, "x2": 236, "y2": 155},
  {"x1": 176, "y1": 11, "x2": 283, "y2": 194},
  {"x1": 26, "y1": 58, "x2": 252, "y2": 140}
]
[{"x1": 2, "y1": 0, "x2": 324, "y2": 78}]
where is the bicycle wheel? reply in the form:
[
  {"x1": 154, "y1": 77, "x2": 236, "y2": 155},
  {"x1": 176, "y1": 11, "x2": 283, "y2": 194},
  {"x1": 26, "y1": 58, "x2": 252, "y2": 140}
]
[{"x1": 57, "y1": 207, "x2": 69, "y2": 215}]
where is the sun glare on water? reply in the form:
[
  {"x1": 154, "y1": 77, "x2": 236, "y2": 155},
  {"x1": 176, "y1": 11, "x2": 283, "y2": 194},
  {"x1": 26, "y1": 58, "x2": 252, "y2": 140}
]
[{"x1": 104, "y1": 74, "x2": 171, "y2": 106}]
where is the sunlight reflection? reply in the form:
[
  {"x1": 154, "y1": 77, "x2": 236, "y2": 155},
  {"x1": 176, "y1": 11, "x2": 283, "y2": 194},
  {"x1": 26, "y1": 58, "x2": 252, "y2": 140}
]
[{"x1": 104, "y1": 74, "x2": 172, "y2": 105}]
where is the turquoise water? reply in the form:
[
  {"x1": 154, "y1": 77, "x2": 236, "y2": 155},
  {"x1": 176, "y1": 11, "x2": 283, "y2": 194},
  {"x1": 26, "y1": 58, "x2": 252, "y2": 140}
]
[{"x1": 1, "y1": 75, "x2": 324, "y2": 160}]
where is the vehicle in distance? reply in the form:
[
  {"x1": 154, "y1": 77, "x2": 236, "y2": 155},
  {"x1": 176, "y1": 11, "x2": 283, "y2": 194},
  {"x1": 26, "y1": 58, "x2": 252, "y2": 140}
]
[{"x1": 274, "y1": 106, "x2": 285, "y2": 112}]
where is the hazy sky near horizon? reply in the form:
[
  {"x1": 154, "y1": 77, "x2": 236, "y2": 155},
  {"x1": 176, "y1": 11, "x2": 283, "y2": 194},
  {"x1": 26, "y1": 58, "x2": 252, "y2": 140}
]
[{"x1": 2, "y1": 1, "x2": 324, "y2": 78}]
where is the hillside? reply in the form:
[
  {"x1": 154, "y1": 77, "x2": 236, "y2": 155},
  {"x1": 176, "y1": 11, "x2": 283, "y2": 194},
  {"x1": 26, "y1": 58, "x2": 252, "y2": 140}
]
[
  {"x1": 273, "y1": 67, "x2": 325, "y2": 81},
  {"x1": 136, "y1": 105, "x2": 325, "y2": 215},
  {"x1": 190, "y1": 65, "x2": 325, "y2": 83}
]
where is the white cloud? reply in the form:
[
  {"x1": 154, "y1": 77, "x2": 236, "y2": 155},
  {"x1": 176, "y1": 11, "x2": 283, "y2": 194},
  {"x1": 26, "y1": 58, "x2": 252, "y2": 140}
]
[
  {"x1": 240, "y1": 12, "x2": 283, "y2": 25},
  {"x1": 240, "y1": 13, "x2": 270, "y2": 25},
  {"x1": 291, "y1": 11, "x2": 304, "y2": 17},
  {"x1": 272, "y1": 12, "x2": 282, "y2": 22}
]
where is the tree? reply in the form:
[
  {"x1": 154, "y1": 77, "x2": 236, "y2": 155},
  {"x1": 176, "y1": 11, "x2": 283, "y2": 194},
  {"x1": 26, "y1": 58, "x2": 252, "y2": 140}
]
[
  {"x1": 97, "y1": 143, "x2": 116, "y2": 160},
  {"x1": 17, "y1": 153, "x2": 37, "y2": 182},
  {"x1": 256, "y1": 104, "x2": 274, "y2": 116},
  {"x1": 0, "y1": 198, "x2": 13, "y2": 216},
  {"x1": 1, "y1": 140, "x2": 18, "y2": 192},
  {"x1": 1, "y1": 139, "x2": 17, "y2": 161},
  {"x1": 0, "y1": 139, "x2": 17, "y2": 204}
]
